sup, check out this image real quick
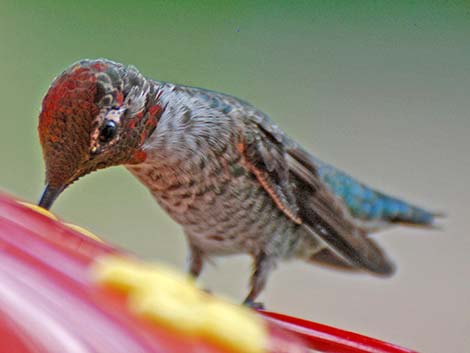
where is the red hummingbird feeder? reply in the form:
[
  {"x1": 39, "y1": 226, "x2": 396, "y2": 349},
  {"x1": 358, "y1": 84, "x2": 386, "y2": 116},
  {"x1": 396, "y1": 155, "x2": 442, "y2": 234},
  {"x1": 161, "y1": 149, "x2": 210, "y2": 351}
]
[{"x1": 0, "y1": 192, "x2": 419, "y2": 353}]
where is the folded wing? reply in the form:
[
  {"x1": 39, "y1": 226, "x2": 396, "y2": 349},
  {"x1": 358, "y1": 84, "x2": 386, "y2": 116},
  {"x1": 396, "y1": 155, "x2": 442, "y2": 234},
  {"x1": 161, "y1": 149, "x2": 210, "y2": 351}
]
[{"x1": 241, "y1": 114, "x2": 394, "y2": 275}]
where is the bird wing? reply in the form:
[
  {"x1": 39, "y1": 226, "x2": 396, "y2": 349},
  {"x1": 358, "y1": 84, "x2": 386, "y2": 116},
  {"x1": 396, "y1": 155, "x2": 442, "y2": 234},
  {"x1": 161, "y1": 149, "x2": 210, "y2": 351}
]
[
  {"x1": 239, "y1": 118, "x2": 302, "y2": 224},
  {"x1": 240, "y1": 114, "x2": 394, "y2": 275}
]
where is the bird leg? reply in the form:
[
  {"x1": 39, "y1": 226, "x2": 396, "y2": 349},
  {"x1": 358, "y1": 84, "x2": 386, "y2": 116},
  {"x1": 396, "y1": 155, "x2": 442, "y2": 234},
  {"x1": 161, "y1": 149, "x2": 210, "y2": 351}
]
[
  {"x1": 243, "y1": 252, "x2": 275, "y2": 309},
  {"x1": 188, "y1": 243, "x2": 205, "y2": 278}
]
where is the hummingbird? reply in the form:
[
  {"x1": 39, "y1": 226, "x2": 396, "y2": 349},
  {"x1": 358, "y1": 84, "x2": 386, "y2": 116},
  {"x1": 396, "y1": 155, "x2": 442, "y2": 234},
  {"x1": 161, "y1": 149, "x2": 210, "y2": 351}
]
[{"x1": 37, "y1": 59, "x2": 438, "y2": 306}]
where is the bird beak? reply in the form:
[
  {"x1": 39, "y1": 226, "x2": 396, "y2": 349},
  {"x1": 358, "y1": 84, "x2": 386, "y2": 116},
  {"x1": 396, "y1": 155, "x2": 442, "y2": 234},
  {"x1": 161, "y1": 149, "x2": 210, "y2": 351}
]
[{"x1": 38, "y1": 184, "x2": 64, "y2": 210}]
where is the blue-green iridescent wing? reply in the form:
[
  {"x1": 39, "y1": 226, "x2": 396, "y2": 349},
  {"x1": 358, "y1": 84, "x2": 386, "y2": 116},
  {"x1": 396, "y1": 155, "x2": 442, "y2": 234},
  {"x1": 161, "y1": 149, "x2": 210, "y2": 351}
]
[{"x1": 313, "y1": 158, "x2": 436, "y2": 229}]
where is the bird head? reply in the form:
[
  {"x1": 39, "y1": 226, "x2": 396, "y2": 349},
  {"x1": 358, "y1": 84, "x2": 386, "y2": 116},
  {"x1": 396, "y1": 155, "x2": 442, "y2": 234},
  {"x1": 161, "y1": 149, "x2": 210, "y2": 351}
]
[{"x1": 37, "y1": 59, "x2": 163, "y2": 209}]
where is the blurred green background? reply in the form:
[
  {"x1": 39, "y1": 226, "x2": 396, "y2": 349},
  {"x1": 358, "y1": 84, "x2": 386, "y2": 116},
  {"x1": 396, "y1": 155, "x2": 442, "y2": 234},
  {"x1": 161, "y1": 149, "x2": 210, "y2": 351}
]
[{"x1": 1, "y1": 1, "x2": 469, "y2": 352}]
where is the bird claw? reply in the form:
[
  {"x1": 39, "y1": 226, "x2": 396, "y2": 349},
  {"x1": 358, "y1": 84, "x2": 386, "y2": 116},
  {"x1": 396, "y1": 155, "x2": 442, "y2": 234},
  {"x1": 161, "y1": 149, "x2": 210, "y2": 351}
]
[
  {"x1": 243, "y1": 299, "x2": 265, "y2": 310},
  {"x1": 202, "y1": 288, "x2": 212, "y2": 294}
]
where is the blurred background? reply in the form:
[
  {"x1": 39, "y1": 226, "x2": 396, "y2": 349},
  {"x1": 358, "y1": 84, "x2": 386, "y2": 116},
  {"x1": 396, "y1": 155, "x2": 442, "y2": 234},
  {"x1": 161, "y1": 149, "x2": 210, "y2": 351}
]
[{"x1": 0, "y1": 1, "x2": 469, "y2": 352}]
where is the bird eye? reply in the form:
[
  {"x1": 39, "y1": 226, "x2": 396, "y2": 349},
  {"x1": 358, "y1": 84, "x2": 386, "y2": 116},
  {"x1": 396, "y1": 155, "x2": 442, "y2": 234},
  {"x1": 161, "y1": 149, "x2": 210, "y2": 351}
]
[{"x1": 99, "y1": 120, "x2": 118, "y2": 143}]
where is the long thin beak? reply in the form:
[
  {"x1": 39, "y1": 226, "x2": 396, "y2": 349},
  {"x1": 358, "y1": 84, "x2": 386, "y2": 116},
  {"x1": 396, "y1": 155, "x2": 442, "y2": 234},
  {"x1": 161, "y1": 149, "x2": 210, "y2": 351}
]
[{"x1": 38, "y1": 184, "x2": 63, "y2": 210}]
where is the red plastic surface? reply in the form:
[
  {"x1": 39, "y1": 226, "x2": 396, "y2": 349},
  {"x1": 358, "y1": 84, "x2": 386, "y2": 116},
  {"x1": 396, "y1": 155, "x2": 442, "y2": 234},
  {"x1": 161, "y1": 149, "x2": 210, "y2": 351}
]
[
  {"x1": 0, "y1": 192, "x2": 421, "y2": 353},
  {"x1": 259, "y1": 311, "x2": 419, "y2": 353}
]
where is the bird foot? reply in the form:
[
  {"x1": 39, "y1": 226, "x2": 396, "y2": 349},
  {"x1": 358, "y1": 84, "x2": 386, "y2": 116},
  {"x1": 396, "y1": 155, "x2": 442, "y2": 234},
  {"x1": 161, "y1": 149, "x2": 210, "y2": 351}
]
[
  {"x1": 201, "y1": 287, "x2": 212, "y2": 295},
  {"x1": 243, "y1": 299, "x2": 265, "y2": 310}
]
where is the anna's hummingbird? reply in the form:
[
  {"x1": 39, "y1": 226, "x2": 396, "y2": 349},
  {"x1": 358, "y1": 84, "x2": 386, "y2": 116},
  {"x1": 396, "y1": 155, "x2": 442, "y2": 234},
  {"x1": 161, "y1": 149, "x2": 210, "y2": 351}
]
[{"x1": 37, "y1": 59, "x2": 438, "y2": 306}]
